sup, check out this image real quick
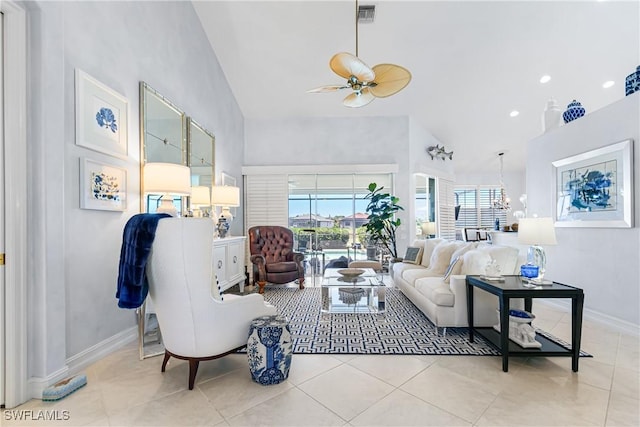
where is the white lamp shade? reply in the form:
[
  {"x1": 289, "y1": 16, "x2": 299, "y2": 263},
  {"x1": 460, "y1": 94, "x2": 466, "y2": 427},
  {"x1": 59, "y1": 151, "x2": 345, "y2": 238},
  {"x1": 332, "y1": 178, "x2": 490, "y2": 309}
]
[
  {"x1": 190, "y1": 185, "x2": 211, "y2": 206},
  {"x1": 144, "y1": 162, "x2": 191, "y2": 196},
  {"x1": 518, "y1": 217, "x2": 557, "y2": 245},
  {"x1": 421, "y1": 221, "x2": 436, "y2": 235},
  {"x1": 211, "y1": 185, "x2": 240, "y2": 207}
]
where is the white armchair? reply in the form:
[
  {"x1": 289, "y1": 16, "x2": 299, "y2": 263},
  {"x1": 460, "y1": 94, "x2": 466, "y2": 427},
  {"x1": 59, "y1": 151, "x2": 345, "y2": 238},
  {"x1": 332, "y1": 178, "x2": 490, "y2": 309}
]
[{"x1": 146, "y1": 218, "x2": 277, "y2": 390}]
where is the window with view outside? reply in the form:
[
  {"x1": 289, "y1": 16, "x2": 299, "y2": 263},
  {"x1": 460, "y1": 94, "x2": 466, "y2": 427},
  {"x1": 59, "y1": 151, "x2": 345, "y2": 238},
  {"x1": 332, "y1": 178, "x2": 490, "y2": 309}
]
[
  {"x1": 288, "y1": 173, "x2": 393, "y2": 266},
  {"x1": 454, "y1": 186, "x2": 507, "y2": 230}
]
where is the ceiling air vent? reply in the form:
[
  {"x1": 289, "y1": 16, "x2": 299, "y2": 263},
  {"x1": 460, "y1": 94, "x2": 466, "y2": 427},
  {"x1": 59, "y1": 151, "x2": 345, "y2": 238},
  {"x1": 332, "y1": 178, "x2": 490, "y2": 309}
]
[{"x1": 357, "y1": 5, "x2": 376, "y2": 24}]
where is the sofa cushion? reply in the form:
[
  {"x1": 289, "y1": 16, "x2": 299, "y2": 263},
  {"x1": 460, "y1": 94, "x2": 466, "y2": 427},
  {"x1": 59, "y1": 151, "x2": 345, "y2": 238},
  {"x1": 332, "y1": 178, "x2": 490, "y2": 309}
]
[
  {"x1": 402, "y1": 266, "x2": 443, "y2": 285},
  {"x1": 428, "y1": 241, "x2": 460, "y2": 274},
  {"x1": 415, "y1": 277, "x2": 454, "y2": 307},
  {"x1": 393, "y1": 262, "x2": 423, "y2": 281},
  {"x1": 461, "y1": 249, "x2": 492, "y2": 275},
  {"x1": 420, "y1": 238, "x2": 444, "y2": 268}
]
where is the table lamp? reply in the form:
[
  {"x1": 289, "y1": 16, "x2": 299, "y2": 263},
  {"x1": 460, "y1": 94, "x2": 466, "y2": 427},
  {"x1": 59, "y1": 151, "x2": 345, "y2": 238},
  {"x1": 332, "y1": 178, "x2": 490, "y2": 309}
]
[
  {"x1": 190, "y1": 185, "x2": 211, "y2": 218},
  {"x1": 420, "y1": 221, "x2": 436, "y2": 238},
  {"x1": 211, "y1": 185, "x2": 240, "y2": 234},
  {"x1": 143, "y1": 162, "x2": 191, "y2": 217},
  {"x1": 517, "y1": 217, "x2": 557, "y2": 282}
]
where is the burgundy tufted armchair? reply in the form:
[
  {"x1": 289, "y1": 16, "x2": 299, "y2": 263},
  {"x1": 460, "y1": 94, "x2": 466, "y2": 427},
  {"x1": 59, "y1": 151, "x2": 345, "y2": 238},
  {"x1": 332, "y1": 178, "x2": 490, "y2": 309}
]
[{"x1": 248, "y1": 226, "x2": 305, "y2": 294}]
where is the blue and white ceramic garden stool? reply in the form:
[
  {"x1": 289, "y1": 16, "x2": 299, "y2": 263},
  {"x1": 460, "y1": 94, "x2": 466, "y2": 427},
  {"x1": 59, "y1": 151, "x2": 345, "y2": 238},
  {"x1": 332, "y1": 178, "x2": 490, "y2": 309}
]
[{"x1": 247, "y1": 315, "x2": 292, "y2": 385}]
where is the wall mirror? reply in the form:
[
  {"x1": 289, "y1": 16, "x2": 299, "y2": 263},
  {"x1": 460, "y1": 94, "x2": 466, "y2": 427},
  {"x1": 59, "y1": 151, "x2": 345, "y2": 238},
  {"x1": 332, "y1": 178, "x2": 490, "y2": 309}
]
[
  {"x1": 140, "y1": 82, "x2": 187, "y2": 213},
  {"x1": 187, "y1": 118, "x2": 215, "y2": 215}
]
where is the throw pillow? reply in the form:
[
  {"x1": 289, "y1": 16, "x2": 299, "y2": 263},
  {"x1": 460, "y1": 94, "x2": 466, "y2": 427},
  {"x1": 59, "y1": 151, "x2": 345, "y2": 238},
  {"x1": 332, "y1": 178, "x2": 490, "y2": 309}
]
[
  {"x1": 403, "y1": 246, "x2": 423, "y2": 264},
  {"x1": 420, "y1": 238, "x2": 444, "y2": 268},
  {"x1": 443, "y1": 256, "x2": 462, "y2": 284},
  {"x1": 428, "y1": 241, "x2": 459, "y2": 274},
  {"x1": 460, "y1": 249, "x2": 492, "y2": 276}
]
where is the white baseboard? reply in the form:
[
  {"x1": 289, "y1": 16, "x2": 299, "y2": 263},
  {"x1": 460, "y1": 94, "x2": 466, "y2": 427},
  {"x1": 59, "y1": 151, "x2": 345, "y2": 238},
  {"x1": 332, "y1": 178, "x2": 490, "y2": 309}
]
[
  {"x1": 26, "y1": 327, "x2": 137, "y2": 400},
  {"x1": 27, "y1": 366, "x2": 69, "y2": 400},
  {"x1": 66, "y1": 326, "x2": 138, "y2": 374},
  {"x1": 538, "y1": 299, "x2": 640, "y2": 337}
]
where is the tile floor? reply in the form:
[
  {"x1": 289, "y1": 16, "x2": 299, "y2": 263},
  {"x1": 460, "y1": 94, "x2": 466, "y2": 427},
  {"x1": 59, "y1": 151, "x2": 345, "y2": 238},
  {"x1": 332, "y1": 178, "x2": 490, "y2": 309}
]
[{"x1": 3, "y1": 282, "x2": 639, "y2": 426}]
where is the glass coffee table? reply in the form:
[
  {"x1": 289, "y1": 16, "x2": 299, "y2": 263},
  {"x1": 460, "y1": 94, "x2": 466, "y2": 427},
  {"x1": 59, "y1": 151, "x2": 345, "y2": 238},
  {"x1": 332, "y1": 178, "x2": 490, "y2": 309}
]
[{"x1": 321, "y1": 268, "x2": 385, "y2": 314}]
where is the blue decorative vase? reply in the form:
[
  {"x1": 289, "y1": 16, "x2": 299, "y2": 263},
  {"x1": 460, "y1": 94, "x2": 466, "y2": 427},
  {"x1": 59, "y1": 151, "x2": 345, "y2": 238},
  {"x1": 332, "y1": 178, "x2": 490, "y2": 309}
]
[
  {"x1": 625, "y1": 65, "x2": 640, "y2": 96},
  {"x1": 520, "y1": 264, "x2": 539, "y2": 279},
  {"x1": 247, "y1": 315, "x2": 292, "y2": 385},
  {"x1": 562, "y1": 100, "x2": 585, "y2": 123}
]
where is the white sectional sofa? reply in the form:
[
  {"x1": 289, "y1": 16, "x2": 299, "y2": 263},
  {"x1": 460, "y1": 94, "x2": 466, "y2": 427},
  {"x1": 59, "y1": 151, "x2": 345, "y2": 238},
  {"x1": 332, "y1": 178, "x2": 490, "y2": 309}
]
[{"x1": 393, "y1": 239, "x2": 524, "y2": 328}]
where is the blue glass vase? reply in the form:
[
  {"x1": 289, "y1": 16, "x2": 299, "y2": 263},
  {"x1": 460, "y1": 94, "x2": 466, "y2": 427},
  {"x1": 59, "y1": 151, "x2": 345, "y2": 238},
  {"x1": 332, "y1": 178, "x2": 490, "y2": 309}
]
[{"x1": 562, "y1": 100, "x2": 585, "y2": 123}]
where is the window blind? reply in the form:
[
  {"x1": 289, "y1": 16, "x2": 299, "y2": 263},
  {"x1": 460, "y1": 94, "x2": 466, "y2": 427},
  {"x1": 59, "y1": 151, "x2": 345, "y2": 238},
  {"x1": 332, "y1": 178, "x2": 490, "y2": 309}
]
[
  {"x1": 438, "y1": 178, "x2": 457, "y2": 240},
  {"x1": 244, "y1": 174, "x2": 289, "y2": 230}
]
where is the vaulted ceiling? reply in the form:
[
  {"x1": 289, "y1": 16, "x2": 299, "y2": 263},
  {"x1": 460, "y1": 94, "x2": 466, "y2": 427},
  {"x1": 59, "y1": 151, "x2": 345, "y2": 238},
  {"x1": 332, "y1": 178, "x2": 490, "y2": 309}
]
[{"x1": 193, "y1": 1, "x2": 639, "y2": 173}]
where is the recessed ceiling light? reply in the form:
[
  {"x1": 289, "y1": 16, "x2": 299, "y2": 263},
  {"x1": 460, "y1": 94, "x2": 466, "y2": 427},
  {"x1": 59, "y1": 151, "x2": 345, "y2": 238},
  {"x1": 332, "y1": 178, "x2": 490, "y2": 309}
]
[
  {"x1": 540, "y1": 75, "x2": 551, "y2": 83},
  {"x1": 510, "y1": 110, "x2": 519, "y2": 117},
  {"x1": 602, "y1": 80, "x2": 615, "y2": 88}
]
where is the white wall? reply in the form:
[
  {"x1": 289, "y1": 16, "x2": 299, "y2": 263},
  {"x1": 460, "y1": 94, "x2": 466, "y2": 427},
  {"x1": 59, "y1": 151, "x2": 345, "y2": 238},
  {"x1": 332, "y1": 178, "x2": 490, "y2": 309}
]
[
  {"x1": 25, "y1": 0, "x2": 244, "y2": 387},
  {"x1": 526, "y1": 92, "x2": 640, "y2": 327},
  {"x1": 244, "y1": 116, "x2": 453, "y2": 255}
]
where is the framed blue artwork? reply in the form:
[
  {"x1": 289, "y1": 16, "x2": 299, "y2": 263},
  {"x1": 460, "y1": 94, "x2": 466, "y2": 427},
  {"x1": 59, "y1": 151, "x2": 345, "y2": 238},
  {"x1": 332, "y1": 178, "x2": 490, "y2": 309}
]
[
  {"x1": 553, "y1": 139, "x2": 633, "y2": 228},
  {"x1": 80, "y1": 157, "x2": 127, "y2": 211},
  {"x1": 75, "y1": 69, "x2": 128, "y2": 159}
]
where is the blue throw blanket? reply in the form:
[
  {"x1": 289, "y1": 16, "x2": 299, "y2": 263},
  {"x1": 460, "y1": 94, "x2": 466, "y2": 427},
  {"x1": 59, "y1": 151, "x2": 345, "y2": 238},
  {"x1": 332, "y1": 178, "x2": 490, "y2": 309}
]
[{"x1": 116, "y1": 213, "x2": 171, "y2": 309}]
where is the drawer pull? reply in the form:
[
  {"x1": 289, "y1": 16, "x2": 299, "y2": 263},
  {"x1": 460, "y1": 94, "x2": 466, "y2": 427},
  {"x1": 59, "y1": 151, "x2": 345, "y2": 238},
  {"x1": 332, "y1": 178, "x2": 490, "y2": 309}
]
[
  {"x1": 217, "y1": 260, "x2": 223, "y2": 269},
  {"x1": 233, "y1": 256, "x2": 238, "y2": 263}
]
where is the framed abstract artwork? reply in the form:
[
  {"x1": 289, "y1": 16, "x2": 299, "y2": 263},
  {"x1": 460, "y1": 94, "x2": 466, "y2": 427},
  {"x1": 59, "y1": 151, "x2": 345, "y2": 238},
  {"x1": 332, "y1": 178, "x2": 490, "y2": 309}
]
[
  {"x1": 80, "y1": 157, "x2": 127, "y2": 211},
  {"x1": 75, "y1": 69, "x2": 128, "y2": 159},
  {"x1": 552, "y1": 139, "x2": 633, "y2": 228}
]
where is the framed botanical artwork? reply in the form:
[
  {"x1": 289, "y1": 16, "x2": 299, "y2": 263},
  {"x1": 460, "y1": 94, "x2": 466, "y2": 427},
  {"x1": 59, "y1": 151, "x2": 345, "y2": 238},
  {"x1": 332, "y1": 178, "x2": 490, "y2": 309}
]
[
  {"x1": 80, "y1": 157, "x2": 127, "y2": 211},
  {"x1": 75, "y1": 69, "x2": 128, "y2": 159},
  {"x1": 552, "y1": 139, "x2": 633, "y2": 228}
]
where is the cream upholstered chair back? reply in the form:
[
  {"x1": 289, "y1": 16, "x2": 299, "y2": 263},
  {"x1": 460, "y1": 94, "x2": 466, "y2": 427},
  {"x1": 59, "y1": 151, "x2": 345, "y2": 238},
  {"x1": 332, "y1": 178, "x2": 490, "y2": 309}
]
[{"x1": 146, "y1": 218, "x2": 277, "y2": 389}]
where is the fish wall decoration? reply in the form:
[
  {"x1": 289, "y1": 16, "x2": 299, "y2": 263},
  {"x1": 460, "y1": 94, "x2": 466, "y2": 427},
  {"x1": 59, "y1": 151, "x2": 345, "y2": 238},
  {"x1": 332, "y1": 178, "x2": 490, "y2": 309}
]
[{"x1": 426, "y1": 145, "x2": 453, "y2": 161}]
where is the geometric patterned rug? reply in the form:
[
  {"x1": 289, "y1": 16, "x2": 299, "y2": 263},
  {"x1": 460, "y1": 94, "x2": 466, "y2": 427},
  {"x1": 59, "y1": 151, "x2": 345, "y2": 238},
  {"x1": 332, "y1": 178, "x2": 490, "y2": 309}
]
[{"x1": 262, "y1": 287, "x2": 501, "y2": 355}]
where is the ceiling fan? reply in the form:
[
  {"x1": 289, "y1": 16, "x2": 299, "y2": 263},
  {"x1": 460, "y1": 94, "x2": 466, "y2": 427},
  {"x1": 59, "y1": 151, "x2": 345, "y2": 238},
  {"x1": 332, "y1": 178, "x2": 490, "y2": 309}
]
[{"x1": 308, "y1": 1, "x2": 412, "y2": 108}]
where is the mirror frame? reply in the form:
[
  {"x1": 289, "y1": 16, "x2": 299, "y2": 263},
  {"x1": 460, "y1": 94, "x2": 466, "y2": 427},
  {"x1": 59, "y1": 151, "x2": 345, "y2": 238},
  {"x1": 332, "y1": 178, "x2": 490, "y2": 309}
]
[
  {"x1": 186, "y1": 117, "x2": 215, "y2": 213},
  {"x1": 139, "y1": 82, "x2": 188, "y2": 213}
]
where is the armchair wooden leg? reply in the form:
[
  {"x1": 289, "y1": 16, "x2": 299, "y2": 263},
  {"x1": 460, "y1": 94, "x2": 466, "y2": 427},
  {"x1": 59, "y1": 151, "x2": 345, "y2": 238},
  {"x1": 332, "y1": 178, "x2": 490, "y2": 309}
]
[
  {"x1": 258, "y1": 281, "x2": 266, "y2": 294},
  {"x1": 298, "y1": 277, "x2": 305, "y2": 289},
  {"x1": 161, "y1": 351, "x2": 171, "y2": 372},
  {"x1": 188, "y1": 359, "x2": 200, "y2": 390}
]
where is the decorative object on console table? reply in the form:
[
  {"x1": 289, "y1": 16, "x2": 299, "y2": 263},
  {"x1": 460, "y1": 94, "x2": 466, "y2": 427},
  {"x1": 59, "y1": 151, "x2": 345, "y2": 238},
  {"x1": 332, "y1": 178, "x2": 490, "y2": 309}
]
[
  {"x1": 493, "y1": 309, "x2": 541, "y2": 349},
  {"x1": 212, "y1": 185, "x2": 240, "y2": 236},
  {"x1": 625, "y1": 65, "x2": 640, "y2": 96},
  {"x1": 562, "y1": 99, "x2": 586, "y2": 123},
  {"x1": 143, "y1": 162, "x2": 191, "y2": 217},
  {"x1": 542, "y1": 98, "x2": 563, "y2": 132},
  {"x1": 75, "y1": 69, "x2": 128, "y2": 159},
  {"x1": 552, "y1": 139, "x2": 634, "y2": 228},
  {"x1": 517, "y1": 217, "x2": 557, "y2": 283}
]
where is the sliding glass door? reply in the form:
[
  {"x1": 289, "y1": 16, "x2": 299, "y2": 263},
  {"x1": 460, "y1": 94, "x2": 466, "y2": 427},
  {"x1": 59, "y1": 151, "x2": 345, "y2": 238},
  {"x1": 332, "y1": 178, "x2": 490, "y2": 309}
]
[{"x1": 288, "y1": 173, "x2": 392, "y2": 263}]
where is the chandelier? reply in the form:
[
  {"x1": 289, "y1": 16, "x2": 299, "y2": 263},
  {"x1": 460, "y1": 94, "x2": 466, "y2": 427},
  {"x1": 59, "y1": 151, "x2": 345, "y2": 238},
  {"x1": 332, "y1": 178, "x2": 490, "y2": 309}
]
[{"x1": 492, "y1": 152, "x2": 511, "y2": 211}]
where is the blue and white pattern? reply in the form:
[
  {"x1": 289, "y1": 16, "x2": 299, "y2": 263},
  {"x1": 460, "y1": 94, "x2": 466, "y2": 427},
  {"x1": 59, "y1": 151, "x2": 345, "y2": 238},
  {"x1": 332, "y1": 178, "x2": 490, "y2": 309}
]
[
  {"x1": 260, "y1": 288, "x2": 592, "y2": 357},
  {"x1": 625, "y1": 65, "x2": 640, "y2": 96},
  {"x1": 91, "y1": 171, "x2": 120, "y2": 202},
  {"x1": 562, "y1": 100, "x2": 586, "y2": 123},
  {"x1": 247, "y1": 315, "x2": 292, "y2": 385},
  {"x1": 262, "y1": 287, "x2": 498, "y2": 355},
  {"x1": 95, "y1": 107, "x2": 118, "y2": 133}
]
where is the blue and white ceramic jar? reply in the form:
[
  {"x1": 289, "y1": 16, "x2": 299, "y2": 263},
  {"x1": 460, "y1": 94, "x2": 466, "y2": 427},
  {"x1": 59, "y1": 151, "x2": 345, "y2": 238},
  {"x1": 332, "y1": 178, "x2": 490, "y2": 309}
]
[
  {"x1": 562, "y1": 100, "x2": 586, "y2": 123},
  {"x1": 625, "y1": 65, "x2": 640, "y2": 96},
  {"x1": 247, "y1": 315, "x2": 292, "y2": 385}
]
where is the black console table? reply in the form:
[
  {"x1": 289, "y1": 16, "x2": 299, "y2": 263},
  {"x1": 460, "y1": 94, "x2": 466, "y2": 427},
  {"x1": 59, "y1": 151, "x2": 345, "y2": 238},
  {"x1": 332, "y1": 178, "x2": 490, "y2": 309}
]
[{"x1": 466, "y1": 275, "x2": 584, "y2": 372}]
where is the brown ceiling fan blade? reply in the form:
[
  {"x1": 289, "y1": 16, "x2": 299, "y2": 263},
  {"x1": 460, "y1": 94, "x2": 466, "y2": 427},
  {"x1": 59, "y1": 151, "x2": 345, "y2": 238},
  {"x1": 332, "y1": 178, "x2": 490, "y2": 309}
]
[
  {"x1": 307, "y1": 85, "x2": 349, "y2": 93},
  {"x1": 330, "y1": 52, "x2": 375, "y2": 82},
  {"x1": 369, "y1": 64, "x2": 412, "y2": 98},
  {"x1": 343, "y1": 88, "x2": 375, "y2": 108}
]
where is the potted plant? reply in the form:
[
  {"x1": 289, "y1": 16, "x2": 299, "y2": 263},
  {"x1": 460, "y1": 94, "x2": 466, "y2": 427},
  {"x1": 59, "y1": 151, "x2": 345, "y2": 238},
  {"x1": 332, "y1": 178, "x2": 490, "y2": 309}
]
[{"x1": 363, "y1": 182, "x2": 404, "y2": 264}]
